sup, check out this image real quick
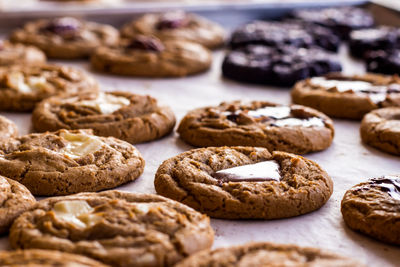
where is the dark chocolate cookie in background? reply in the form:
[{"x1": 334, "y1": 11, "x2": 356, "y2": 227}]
[
  {"x1": 178, "y1": 101, "x2": 334, "y2": 154},
  {"x1": 341, "y1": 175, "x2": 400, "y2": 245},
  {"x1": 175, "y1": 242, "x2": 364, "y2": 267},
  {"x1": 291, "y1": 73, "x2": 400, "y2": 120},
  {"x1": 290, "y1": 6, "x2": 374, "y2": 40},
  {"x1": 222, "y1": 45, "x2": 341, "y2": 87},
  {"x1": 155, "y1": 146, "x2": 333, "y2": 219},
  {"x1": 366, "y1": 49, "x2": 400, "y2": 75},
  {"x1": 349, "y1": 26, "x2": 400, "y2": 58},
  {"x1": 360, "y1": 107, "x2": 400, "y2": 155}
]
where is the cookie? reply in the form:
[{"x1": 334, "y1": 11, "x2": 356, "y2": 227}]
[
  {"x1": 0, "y1": 249, "x2": 109, "y2": 267},
  {"x1": 291, "y1": 6, "x2": 374, "y2": 40},
  {"x1": 0, "y1": 40, "x2": 46, "y2": 66},
  {"x1": 366, "y1": 49, "x2": 400, "y2": 75},
  {"x1": 341, "y1": 176, "x2": 400, "y2": 245},
  {"x1": 177, "y1": 101, "x2": 334, "y2": 154},
  {"x1": 349, "y1": 26, "x2": 400, "y2": 58},
  {"x1": 0, "y1": 129, "x2": 144, "y2": 196},
  {"x1": 360, "y1": 107, "x2": 400, "y2": 155},
  {"x1": 120, "y1": 11, "x2": 225, "y2": 49},
  {"x1": 222, "y1": 45, "x2": 342, "y2": 86},
  {"x1": 10, "y1": 190, "x2": 214, "y2": 266},
  {"x1": 154, "y1": 146, "x2": 333, "y2": 219},
  {"x1": 10, "y1": 17, "x2": 119, "y2": 59},
  {"x1": 0, "y1": 115, "x2": 18, "y2": 143},
  {"x1": 175, "y1": 242, "x2": 364, "y2": 267},
  {"x1": 32, "y1": 91, "x2": 176, "y2": 144},
  {"x1": 0, "y1": 175, "x2": 35, "y2": 234},
  {"x1": 0, "y1": 64, "x2": 98, "y2": 112},
  {"x1": 230, "y1": 20, "x2": 340, "y2": 52},
  {"x1": 291, "y1": 73, "x2": 400, "y2": 120},
  {"x1": 91, "y1": 35, "x2": 211, "y2": 77}
]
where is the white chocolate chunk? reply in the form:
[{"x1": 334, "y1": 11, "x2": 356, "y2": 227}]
[
  {"x1": 60, "y1": 132, "x2": 104, "y2": 159},
  {"x1": 73, "y1": 92, "x2": 130, "y2": 114},
  {"x1": 53, "y1": 200, "x2": 102, "y2": 228},
  {"x1": 5, "y1": 72, "x2": 49, "y2": 93}
]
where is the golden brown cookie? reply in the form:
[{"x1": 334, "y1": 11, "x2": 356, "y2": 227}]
[
  {"x1": 341, "y1": 176, "x2": 400, "y2": 245},
  {"x1": 0, "y1": 40, "x2": 46, "y2": 66},
  {"x1": 360, "y1": 107, "x2": 400, "y2": 155},
  {"x1": 0, "y1": 175, "x2": 35, "y2": 234},
  {"x1": 291, "y1": 73, "x2": 400, "y2": 119},
  {"x1": 32, "y1": 91, "x2": 176, "y2": 144},
  {"x1": 0, "y1": 129, "x2": 144, "y2": 196},
  {"x1": 0, "y1": 115, "x2": 18, "y2": 143},
  {"x1": 177, "y1": 101, "x2": 334, "y2": 154},
  {"x1": 91, "y1": 35, "x2": 212, "y2": 77},
  {"x1": 10, "y1": 17, "x2": 119, "y2": 59},
  {"x1": 120, "y1": 11, "x2": 225, "y2": 49},
  {"x1": 155, "y1": 146, "x2": 333, "y2": 219},
  {"x1": 0, "y1": 249, "x2": 109, "y2": 266},
  {"x1": 175, "y1": 242, "x2": 364, "y2": 267},
  {"x1": 0, "y1": 64, "x2": 98, "y2": 112},
  {"x1": 10, "y1": 190, "x2": 214, "y2": 267}
]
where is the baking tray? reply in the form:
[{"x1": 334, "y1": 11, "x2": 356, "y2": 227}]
[{"x1": 0, "y1": 1, "x2": 399, "y2": 266}]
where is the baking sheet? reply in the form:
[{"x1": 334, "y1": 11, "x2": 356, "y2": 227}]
[{"x1": 0, "y1": 2, "x2": 399, "y2": 267}]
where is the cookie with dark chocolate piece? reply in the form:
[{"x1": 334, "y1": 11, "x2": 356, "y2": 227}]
[{"x1": 366, "y1": 49, "x2": 400, "y2": 75}]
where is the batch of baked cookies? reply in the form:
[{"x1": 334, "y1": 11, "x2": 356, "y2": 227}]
[{"x1": 0, "y1": 3, "x2": 399, "y2": 266}]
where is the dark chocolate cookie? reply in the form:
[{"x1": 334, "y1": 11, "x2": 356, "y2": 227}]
[
  {"x1": 222, "y1": 45, "x2": 342, "y2": 86},
  {"x1": 366, "y1": 49, "x2": 400, "y2": 75}
]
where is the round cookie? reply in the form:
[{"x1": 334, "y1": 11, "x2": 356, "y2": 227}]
[
  {"x1": 91, "y1": 36, "x2": 212, "y2": 77},
  {"x1": 177, "y1": 101, "x2": 334, "y2": 154},
  {"x1": 222, "y1": 45, "x2": 341, "y2": 86},
  {"x1": 10, "y1": 17, "x2": 119, "y2": 59},
  {"x1": 32, "y1": 91, "x2": 176, "y2": 144},
  {"x1": 0, "y1": 175, "x2": 35, "y2": 234},
  {"x1": 0, "y1": 115, "x2": 18, "y2": 143},
  {"x1": 341, "y1": 175, "x2": 400, "y2": 245},
  {"x1": 0, "y1": 249, "x2": 109, "y2": 267},
  {"x1": 366, "y1": 49, "x2": 400, "y2": 75},
  {"x1": 291, "y1": 73, "x2": 400, "y2": 120},
  {"x1": 0, "y1": 64, "x2": 98, "y2": 112},
  {"x1": 175, "y1": 242, "x2": 364, "y2": 267},
  {"x1": 0, "y1": 129, "x2": 144, "y2": 196},
  {"x1": 0, "y1": 40, "x2": 46, "y2": 66},
  {"x1": 290, "y1": 6, "x2": 374, "y2": 40},
  {"x1": 120, "y1": 11, "x2": 225, "y2": 49},
  {"x1": 10, "y1": 190, "x2": 214, "y2": 266},
  {"x1": 154, "y1": 146, "x2": 333, "y2": 219},
  {"x1": 360, "y1": 107, "x2": 400, "y2": 155}
]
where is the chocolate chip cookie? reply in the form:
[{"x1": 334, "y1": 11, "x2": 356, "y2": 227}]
[
  {"x1": 291, "y1": 73, "x2": 400, "y2": 119},
  {"x1": 0, "y1": 40, "x2": 46, "y2": 66},
  {"x1": 0, "y1": 129, "x2": 144, "y2": 196},
  {"x1": 10, "y1": 17, "x2": 119, "y2": 59},
  {"x1": 175, "y1": 242, "x2": 364, "y2": 267},
  {"x1": 360, "y1": 107, "x2": 400, "y2": 155},
  {"x1": 91, "y1": 36, "x2": 212, "y2": 77},
  {"x1": 178, "y1": 101, "x2": 334, "y2": 154},
  {"x1": 0, "y1": 175, "x2": 35, "y2": 234},
  {"x1": 0, "y1": 64, "x2": 98, "y2": 112},
  {"x1": 341, "y1": 176, "x2": 400, "y2": 245},
  {"x1": 10, "y1": 190, "x2": 214, "y2": 266},
  {"x1": 0, "y1": 115, "x2": 18, "y2": 143},
  {"x1": 120, "y1": 11, "x2": 225, "y2": 49},
  {"x1": 222, "y1": 45, "x2": 341, "y2": 86},
  {"x1": 0, "y1": 249, "x2": 109, "y2": 267},
  {"x1": 154, "y1": 146, "x2": 333, "y2": 219},
  {"x1": 366, "y1": 49, "x2": 400, "y2": 75},
  {"x1": 32, "y1": 91, "x2": 176, "y2": 144}
]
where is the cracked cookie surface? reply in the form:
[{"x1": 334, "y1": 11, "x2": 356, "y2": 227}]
[
  {"x1": 341, "y1": 176, "x2": 400, "y2": 245},
  {"x1": 10, "y1": 190, "x2": 214, "y2": 267},
  {"x1": 175, "y1": 242, "x2": 364, "y2": 267},
  {"x1": 0, "y1": 175, "x2": 35, "y2": 234},
  {"x1": 177, "y1": 101, "x2": 334, "y2": 154},
  {"x1": 0, "y1": 115, "x2": 18, "y2": 143},
  {"x1": 154, "y1": 146, "x2": 333, "y2": 219},
  {"x1": 0, "y1": 40, "x2": 46, "y2": 66},
  {"x1": 0, "y1": 64, "x2": 98, "y2": 112},
  {"x1": 0, "y1": 129, "x2": 144, "y2": 196},
  {"x1": 32, "y1": 91, "x2": 176, "y2": 144},
  {"x1": 291, "y1": 73, "x2": 400, "y2": 119}
]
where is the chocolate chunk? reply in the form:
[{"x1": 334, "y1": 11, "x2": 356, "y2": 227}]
[
  {"x1": 41, "y1": 17, "x2": 81, "y2": 39},
  {"x1": 370, "y1": 176, "x2": 400, "y2": 200},
  {"x1": 156, "y1": 11, "x2": 189, "y2": 30},
  {"x1": 126, "y1": 36, "x2": 165, "y2": 52}
]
